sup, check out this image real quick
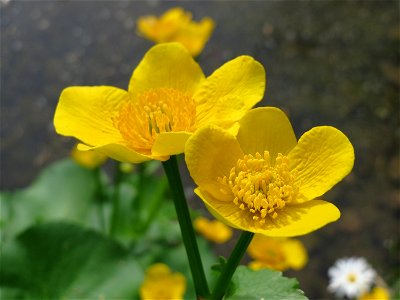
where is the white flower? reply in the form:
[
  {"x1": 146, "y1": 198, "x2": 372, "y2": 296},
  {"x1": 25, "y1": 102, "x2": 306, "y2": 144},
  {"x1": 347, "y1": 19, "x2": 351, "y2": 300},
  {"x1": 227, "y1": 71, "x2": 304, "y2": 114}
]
[{"x1": 328, "y1": 257, "x2": 376, "y2": 299}]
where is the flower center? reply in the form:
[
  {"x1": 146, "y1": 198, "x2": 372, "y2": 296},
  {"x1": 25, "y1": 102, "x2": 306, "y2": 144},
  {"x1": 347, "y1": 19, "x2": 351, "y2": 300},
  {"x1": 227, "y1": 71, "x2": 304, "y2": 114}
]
[
  {"x1": 113, "y1": 88, "x2": 196, "y2": 153},
  {"x1": 219, "y1": 151, "x2": 298, "y2": 225},
  {"x1": 347, "y1": 273, "x2": 357, "y2": 283}
]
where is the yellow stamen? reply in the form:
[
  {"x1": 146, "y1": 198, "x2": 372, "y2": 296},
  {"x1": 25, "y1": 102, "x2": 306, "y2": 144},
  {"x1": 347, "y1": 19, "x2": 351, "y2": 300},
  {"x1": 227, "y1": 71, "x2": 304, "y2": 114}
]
[
  {"x1": 219, "y1": 151, "x2": 298, "y2": 226},
  {"x1": 113, "y1": 88, "x2": 196, "y2": 153},
  {"x1": 347, "y1": 273, "x2": 357, "y2": 283}
]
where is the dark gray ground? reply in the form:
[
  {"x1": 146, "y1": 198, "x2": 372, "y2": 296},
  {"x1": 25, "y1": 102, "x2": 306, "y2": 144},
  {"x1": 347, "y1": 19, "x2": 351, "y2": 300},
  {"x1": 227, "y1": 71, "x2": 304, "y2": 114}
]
[{"x1": 1, "y1": 1, "x2": 399, "y2": 299}]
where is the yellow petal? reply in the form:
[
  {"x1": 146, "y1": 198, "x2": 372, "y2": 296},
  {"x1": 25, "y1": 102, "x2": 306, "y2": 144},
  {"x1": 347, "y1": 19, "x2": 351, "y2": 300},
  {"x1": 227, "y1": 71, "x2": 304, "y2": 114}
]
[
  {"x1": 288, "y1": 126, "x2": 355, "y2": 201},
  {"x1": 194, "y1": 55, "x2": 266, "y2": 129},
  {"x1": 236, "y1": 107, "x2": 297, "y2": 160},
  {"x1": 145, "y1": 263, "x2": 172, "y2": 277},
  {"x1": 194, "y1": 188, "x2": 244, "y2": 230},
  {"x1": 128, "y1": 43, "x2": 204, "y2": 96},
  {"x1": 185, "y1": 126, "x2": 244, "y2": 200},
  {"x1": 359, "y1": 287, "x2": 391, "y2": 300},
  {"x1": 137, "y1": 8, "x2": 191, "y2": 43},
  {"x1": 282, "y1": 239, "x2": 308, "y2": 270},
  {"x1": 151, "y1": 131, "x2": 192, "y2": 156},
  {"x1": 140, "y1": 263, "x2": 186, "y2": 300},
  {"x1": 195, "y1": 187, "x2": 340, "y2": 237},
  {"x1": 71, "y1": 144, "x2": 107, "y2": 169},
  {"x1": 248, "y1": 260, "x2": 271, "y2": 271},
  {"x1": 78, "y1": 143, "x2": 167, "y2": 163},
  {"x1": 54, "y1": 86, "x2": 127, "y2": 146},
  {"x1": 136, "y1": 16, "x2": 160, "y2": 42},
  {"x1": 193, "y1": 216, "x2": 233, "y2": 244},
  {"x1": 247, "y1": 235, "x2": 307, "y2": 271},
  {"x1": 159, "y1": 7, "x2": 191, "y2": 25},
  {"x1": 256, "y1": 200, "x2": 340, "y2": 237},
  {"x1": 173, "y1": 17, "x2": 215, "y2": 57}
]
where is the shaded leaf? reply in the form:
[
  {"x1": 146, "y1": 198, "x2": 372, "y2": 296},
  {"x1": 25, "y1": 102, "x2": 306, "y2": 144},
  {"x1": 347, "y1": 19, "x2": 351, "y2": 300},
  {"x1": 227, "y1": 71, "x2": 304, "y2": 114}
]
[
  {"x1": 1, "y1": 159, "x2": 99, "y2": 240},
  {"x1": 0, "y1": 222, "x2": 143, "y2": 299}
]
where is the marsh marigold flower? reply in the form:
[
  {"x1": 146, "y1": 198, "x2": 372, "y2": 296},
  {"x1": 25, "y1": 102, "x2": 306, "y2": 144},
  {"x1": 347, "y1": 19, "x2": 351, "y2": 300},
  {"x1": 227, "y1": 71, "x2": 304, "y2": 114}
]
[
  {"x1": 70, "y1": 144, "x2": 107, "y2": 169},
  {"x1": 247, "y1": 234, "x2": 307, "y2": 271},
  {"x1": 140, "y1": 263, "x2": 186, "y2": 300},
  {"x1": 359, "y1": 286, "x2": 391, "y2": 300},
  {"x1": 185, "y1": 107, "x2": 354, "y2": 236},
  {"x1": 54, "y1": 43, "x2": 265, "y2": 163},
  {"x1": 194, "y1": 216, "x2": 233, "y2": 243},
  {"x1": 328, "y1": 257, "x2": 376, "y2": 299},
  {"x1": 137, "y1": 7, "x2": 215, "y2": 57}
]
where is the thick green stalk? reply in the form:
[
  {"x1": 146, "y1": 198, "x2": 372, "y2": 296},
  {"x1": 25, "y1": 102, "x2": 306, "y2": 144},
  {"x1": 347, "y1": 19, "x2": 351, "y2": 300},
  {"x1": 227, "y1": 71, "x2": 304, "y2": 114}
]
[
  {"x1": 162, "y1": 156, "x2": 210, "y2": 299},
  {"x1": 211, "y1": 231, "x2": 254, "y2": 300}
]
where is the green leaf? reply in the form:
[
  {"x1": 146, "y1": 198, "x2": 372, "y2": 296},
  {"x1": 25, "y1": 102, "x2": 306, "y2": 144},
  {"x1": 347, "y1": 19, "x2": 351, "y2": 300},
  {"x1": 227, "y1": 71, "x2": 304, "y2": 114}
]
[
  {"x1": 225, "y1": 266, "x2": 308, "y2": 300},
  {"x1": 0, "y1": 222, "x2": 143, "y2": 299},
  {"x1": 211, "y1": 256, "x2": 228, "y2": 272},
  {"x1": 1, "y1": 159, "x2": 100, "y2": 240}
]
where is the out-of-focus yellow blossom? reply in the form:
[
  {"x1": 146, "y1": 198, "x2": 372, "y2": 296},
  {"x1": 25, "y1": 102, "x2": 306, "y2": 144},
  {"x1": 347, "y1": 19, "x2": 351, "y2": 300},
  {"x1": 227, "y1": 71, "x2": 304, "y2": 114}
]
[
  {"x1": 70, "y1": 144, "x2": 107, "y2": 169},
  {"x1": 194, "y1": 216, "x2": 233, "y2": 243},
  {"x1": 54, "y1": 43, "x2": 265, "y2": 163},
  {"x1": 140, "y1": 263, "x2": 186, "y2": 300},
  {"x1": 247, "y1": 234, "x2": 307, "y2": 271},
  {"x1": 185, "y1": 107, "x2": 354, "y2": 237},
  {"x1": 137, "y1": 7, "x2": 215, "y2": 57},
  {"x1": 359, "y1": 286, "x2": 391, "y2": 300}
]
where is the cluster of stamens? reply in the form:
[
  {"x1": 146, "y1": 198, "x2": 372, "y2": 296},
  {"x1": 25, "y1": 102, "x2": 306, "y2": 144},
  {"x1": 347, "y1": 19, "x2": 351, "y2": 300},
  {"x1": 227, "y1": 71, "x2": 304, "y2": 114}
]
[
  {"x1": 113, "y1": 88, "x2": 196, "y2": 153},
  {"x1": 219, "y1": 151, "x2": 298, "y2": 225}
]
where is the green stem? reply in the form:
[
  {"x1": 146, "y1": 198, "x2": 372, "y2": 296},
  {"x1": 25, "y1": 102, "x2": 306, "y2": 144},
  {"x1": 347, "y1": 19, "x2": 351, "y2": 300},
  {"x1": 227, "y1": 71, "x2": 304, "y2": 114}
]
[
  {"x1": 162, "y1": 156, "x2": 210, "y2": 299},
  {"x1": 109, "y1": 162, "x2": 123, "y2": 236},
  {"x1": 211, "y1": 231, "x2": 254, "y2": 300}
]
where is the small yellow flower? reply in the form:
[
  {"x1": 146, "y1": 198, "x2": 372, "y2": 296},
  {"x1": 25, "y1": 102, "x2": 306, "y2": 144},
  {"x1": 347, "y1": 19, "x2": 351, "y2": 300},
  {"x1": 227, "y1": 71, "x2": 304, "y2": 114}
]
[
  {"x1": 140, "y1": 263, "x2": 186, "y2": 300},
  {"x1": 185, "y1": 107, "x2": 355, "y2": 237},
  {"x1": 70, "y1": 144, "x2": 107, "y2": 169},
  {"x1": 359, "y1": 286, "x2": 391, "y2": 300},
  {"x1": 54, "y1": 43, "x2": 265, "y2": 163},
  {"x1": 194, "y1": 216, "x2": 233, "y2": 243},
  {"x1": 247, "y1": 234, "x2": 307, "y2": 271},
  {"x1": 137, "y1": 7, "x2": 215, "y2": 57}
]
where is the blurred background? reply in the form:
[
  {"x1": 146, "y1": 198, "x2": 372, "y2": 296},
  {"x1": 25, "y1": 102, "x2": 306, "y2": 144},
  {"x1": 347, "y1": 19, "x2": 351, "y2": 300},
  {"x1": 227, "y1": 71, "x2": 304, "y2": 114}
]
[{"x1": 1, "y1": 1, "x2": 399, "y2": 299}]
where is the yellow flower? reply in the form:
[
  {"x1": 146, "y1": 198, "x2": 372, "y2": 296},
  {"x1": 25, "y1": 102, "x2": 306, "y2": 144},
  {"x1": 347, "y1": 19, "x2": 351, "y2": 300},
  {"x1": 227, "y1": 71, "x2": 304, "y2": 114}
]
[
  {"x1": 54, "y1": 43, "x2": 265, "y2": 163},
  {"x1": 185, "y1": 107, "x2": 355, "y2": 237},
  {"x1": 137, "y1": 7, "x2": 215, "y2": 57},
  {"x1": 70, "y1": 144, "x2": 107, "y2": 169},
  {"x1": 140, "y1": 263, "x2": 186, "y2": 300},
  {"x1": 247, "y1": 234, "x2": 307, "y2": 271},
  {"x1": 194, "y1": 216, "x2": 233, "y2": 243},
  {"x1": 359, "y1": 286, "x2": 391, "y2": 300}
]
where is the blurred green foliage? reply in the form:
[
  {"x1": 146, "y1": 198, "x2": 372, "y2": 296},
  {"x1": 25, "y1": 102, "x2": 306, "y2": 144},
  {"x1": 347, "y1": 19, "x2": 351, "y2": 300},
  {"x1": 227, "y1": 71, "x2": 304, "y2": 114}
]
[{"x1": 0, "y1": 158, "x2": 308, "y2": 299}]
